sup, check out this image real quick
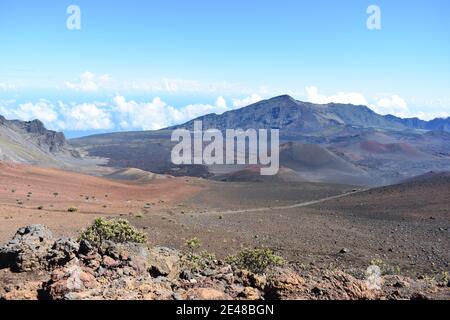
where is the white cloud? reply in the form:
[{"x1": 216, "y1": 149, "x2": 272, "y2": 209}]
[
  {"x1": 413, "y1": 111, "x2": 450, "y2": 121},
  {"x1": 127, "y1": 78, "x2": 248, "y2": 94},
  {"x1": 98, "y1": 74, "x2": 111, "y2": 82},
  {"x1": 180, "y1": 100, "x2": 227, "y2": 121},
  {"x1": 0, "y1": 100, "x2": 58, "y2": 123},
  {"x1": 0, "y1": 99, "x2": 113, "y2": 131},
  {"x1": 232, "y1": 94, "x2": 263, "y2": 108},
  {"x1": 65, "y1": 71, "x2": 112, "y2": 92},
  {"x1": 64, "y1": 72, "x2": 255, "y2": 95},
  {"x1": 304, "y1": 86, "x2": 450, "y2": 120},
  {"x1": 1, "y1": 95, "x2": 238, "y2": 132},
  {"x1": 369, "y1": 95, "x2": 409, "y2": 117},
  {"x1": 0, "y1": 83, "x2": 16, "y2": 91},
  {"x1": 305, "y1": 86, "x2": 369, "y2": 106},
  {"x1": 3, "y1": 90, "x2": 446, "y2": 133},
  {"x1": 112, "y1": 96, "x2": 176, "y2": 130},
  {"x1": 215, "y1": 96, "x2": 227, "y2": 109},
  {"x1": 368, "y1": 95, "x2": 449, "y2": 120},
  {"x1": 112, "y1": 95, "x2": 233, "y2": 130},
  {"x1": 58, "y1": 102, "x2": 113, "y2": 130}
]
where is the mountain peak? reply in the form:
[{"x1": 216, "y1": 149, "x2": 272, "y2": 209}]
[
  {"x1": 25, "y1": 119, "x2": 47, "y2": 135},
  {"x1": 245, "y1": 94, "x2": 300, "y2": 111},
  {"x1": 166, "y1": 94, "x2": 450, "y2": 133},
  {"x1": 261, "y1": 94, "x2": 299, "y2": 106},
  {"x1": 0, "y1": 114, "x2": 71, "y2": 155},
  {"x1": 267, "y1": 94, "x2": 296, "y2": 102}
]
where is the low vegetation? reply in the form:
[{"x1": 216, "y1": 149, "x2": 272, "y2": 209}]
[
  {"x1": 183, "y1": 238, "x2": 216, "y2": 270},
  {"x1": 185, "y1": 237, "x2": 201, "y2": 253},
  {"x1": 226, "y1": 248, "x2": 285, "y2": 274},
  {"x1": 79, "y1": 217, "x2": 147, "y2": 247},
  {"x1": 186, "y1": 251, "x2": 216, "y2": 270},
  {"x1": 370, "y1": 258, "x2": 401, "y2": 275}
]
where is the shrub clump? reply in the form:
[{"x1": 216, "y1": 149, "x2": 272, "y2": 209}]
[
  {"x1": 185, "y1": 237, "x2": 201, "y2": 253},
  {"x1": 182, "y1": 238, "x2": 217, "y2": 270},
  {"x1": 226, "y1": 248, "x2": 285, "y2": 274},
  {"x1": 79, "y1": 218, "x2": 147, "y2": 247}
]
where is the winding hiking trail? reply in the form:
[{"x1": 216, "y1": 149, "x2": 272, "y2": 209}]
[{"x1": 201, "y1": 190, "x2": 365, "y2": 216}]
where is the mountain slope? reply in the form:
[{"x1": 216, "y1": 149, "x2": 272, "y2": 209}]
[
  {"x1": 0, "y1": 115, "x2": 80, "y2": 166},
  {"x1": 278, "y1": 142, "x2": 372, "y2": 185},
  {"x1": 384, "y1": 114, "x2": 450, "y2": 132},
  {"x1": 168, "y1": 95, "x2": 411, "y2": 133},
  {"x1": 73, "y1": 95, "x2": 450, "y2": 185},
  {"x1": 170, "y1": 95, "x2": 450, "y2": 134}
]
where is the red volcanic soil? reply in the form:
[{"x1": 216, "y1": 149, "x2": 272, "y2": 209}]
[
  {"x1": 0, "y1": 162, "x2": 201, "y2": 242},
  {"x1": 360, "y1": 141, "x2": 418, "y2": 155},
  {"x1": 1, "y1": 162, "x2": 449, "y2": 279}
]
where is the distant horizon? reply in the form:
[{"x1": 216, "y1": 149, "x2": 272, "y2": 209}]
[
  {"x1": 2, "y1": 93, "x2": 450, "y2": 139},
  {"x1": 1, "y1": 0, "x2": 449, "y2": 137}
]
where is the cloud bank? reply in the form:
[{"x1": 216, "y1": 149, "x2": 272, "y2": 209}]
[
  {"x1": 304, "y1": 86, "x2": 449, "y2": 121},
  {"x1": 1, "y1": 82, "x2": 448, "y2": 133},
  {"x1": 0, "y1": 95, "x2": 253, "y2": 132},
  {"x1": 64, "y1": 72, "x2": 251, "y2": 95}
]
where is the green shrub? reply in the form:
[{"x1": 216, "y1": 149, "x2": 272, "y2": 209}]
[
  {"x1": 79, "y1": 217, "x2": 147, "y2": 246},
  {"x1": 226, "y1": 248, "x2": 285, "y2": 274},
  {"x1": 186, "y1": 238, "x2": 201, "y2": 253},
  {"x1": 68, "y1": 207, "x2": 78, "y2": 213},
  {"x1": 185, "y1": 250, "x2": 216, "y2": 270},
  {"x1": 370, "y1": 258, "x2": 401, "y2": 275}
]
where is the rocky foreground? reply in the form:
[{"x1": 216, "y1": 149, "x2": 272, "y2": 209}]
[{"x1": 0, "y1": 225, "x2": 448, "y2": 300}]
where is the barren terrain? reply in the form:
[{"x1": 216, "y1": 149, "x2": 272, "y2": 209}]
[
  {"x1": 0, "y1": 162, "x2": 200, "y2": 242},
  {"x1": 1, "y1": 162, "x2": 448, "y2": 282}
]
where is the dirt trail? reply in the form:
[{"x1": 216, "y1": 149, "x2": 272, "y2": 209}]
[{"x1": 198, "y1": 190, "x2": 363, "y2": 216}]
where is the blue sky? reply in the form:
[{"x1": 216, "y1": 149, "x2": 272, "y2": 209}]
[{"x1": 0, "y1": 0, "x2": 449, "y2": 137}]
